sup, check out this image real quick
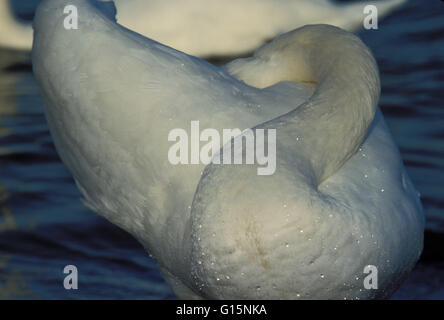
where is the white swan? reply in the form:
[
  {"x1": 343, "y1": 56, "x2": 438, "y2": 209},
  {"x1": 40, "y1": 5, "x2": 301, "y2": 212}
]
[
  {"x1": 32, "y1": 0, "x2": 424, "y2": 299},
  {"x1": 2, "y1": 0, "x2": 407, "y2": 56}
]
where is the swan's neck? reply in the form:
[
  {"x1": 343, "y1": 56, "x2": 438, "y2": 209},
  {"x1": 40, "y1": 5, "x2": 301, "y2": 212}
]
[
  {"x1": 0, "y1": 0, "x2": 33, "y2": 51},
  {"x1": 226, "y1": 25, "x2": 380, "y2": 184},
  {"x1": 298, "y1": 36, "x2": 380, "y2": 183}
]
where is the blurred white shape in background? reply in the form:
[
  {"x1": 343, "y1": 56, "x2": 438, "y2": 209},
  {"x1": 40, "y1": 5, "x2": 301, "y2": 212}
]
[{"x1": 1, "y1": 0, "x2": 406, "y2": 56}]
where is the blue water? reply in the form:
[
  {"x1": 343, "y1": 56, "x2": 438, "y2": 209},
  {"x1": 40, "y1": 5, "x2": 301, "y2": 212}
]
[{"x1": 0, "y1": 0, "x2": 443, "y2": 299}]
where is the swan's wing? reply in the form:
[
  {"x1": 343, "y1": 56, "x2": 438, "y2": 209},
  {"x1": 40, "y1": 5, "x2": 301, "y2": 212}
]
[
  {"x1": 32, "y1": 0, "x2": 231, "y2": 249},
  {"x1": 32, "y1": 0, "x2": 313, "y2": 260},
  {"x1": 188, "y1": 109, "x2": 423, "y2": 300}
]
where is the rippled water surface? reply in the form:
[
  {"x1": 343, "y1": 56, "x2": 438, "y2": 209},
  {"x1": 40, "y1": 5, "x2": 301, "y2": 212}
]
[{"x1": 0, "y1": 0, "x2": 443, "y2": 299}]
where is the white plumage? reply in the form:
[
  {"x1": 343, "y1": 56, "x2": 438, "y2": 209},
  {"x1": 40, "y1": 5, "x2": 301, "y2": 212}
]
[
  {"x1": 32, "y1": 0, "x2": 423, "y2": 299},
  {"x1": 1, "y1": 0, "x2": 407, "y2": 56},
  {"x1": 0, "y1": 0, "x2": 33, "y2": 51}
]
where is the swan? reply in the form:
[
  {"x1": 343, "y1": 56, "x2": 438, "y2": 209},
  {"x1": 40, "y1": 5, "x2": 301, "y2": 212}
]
[
  {"x1": 32, "y1": 0, "x2": 424, "y2": 299},
  {"x1": 2, "y1": 0, "x2": 408, "y2": 56}
]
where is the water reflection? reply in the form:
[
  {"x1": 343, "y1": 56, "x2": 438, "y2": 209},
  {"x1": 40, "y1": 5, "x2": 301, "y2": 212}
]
[{"x1": 0, "y1": 69, "x2": 36, "y2": 299}]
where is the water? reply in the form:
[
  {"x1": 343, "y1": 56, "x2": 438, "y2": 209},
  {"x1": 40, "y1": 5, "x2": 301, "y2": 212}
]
[{"x1": 0, "y1": 0, "x2": 443, "y2": 299}]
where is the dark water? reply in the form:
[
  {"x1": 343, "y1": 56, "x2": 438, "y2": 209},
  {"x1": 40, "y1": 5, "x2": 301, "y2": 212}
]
[{"x1": 0, "y1": 0, "x2": 443, "y2": 299}]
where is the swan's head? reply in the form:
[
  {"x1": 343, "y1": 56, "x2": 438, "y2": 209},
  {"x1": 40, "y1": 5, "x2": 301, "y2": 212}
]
[{"x1": 225, "y1": 24, "x2": 378, "y2": 95}]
